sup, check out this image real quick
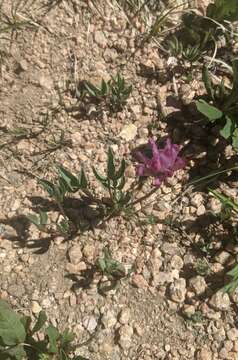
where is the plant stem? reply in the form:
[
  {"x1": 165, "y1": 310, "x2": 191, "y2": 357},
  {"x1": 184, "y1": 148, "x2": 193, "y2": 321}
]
[
  {"x1": 57, "y1": 201, "x2": 67, "y2": 219},
  {"x1": 107, "y1": 179, "x2": 114, "y2": 202}
]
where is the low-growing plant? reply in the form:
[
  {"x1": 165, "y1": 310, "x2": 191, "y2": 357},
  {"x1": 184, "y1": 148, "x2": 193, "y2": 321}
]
[
  {"x1": 186, "y1": 311, "x2": 204, "y2": 324},
  {"x1": 196, "y1": 59, "x2": 238, "y2": 150},
  {"x1": 97, "y1": 247, "x2": 126, "y2": 281},
  {"x1": 194, "y1": 259, "x2": 211, "y2": 276},
  {"x1": 206, "y1": 0, "x2": 238, "y2": 23},
  {"x1": 166, "y1": 35, "x2": 203, "y2": 63},
  {"x1": 96, "y1": 247, "x2": 133, "y2": 294},
  {"x1": 0, "y1": 0, "x2": 38, "y2": 45},
  {"x1": 166, "y1": 0, "x2": 238, "y2": 63},
  {"x1": 27, "y1": 138, "x2": 186, "y2": 235},
  {"x1": 0, "y1": 300, "x2": 88, "y2": 360},
  {"x1": 79, "y1": 73, "x2": 132, "y2": 112}
]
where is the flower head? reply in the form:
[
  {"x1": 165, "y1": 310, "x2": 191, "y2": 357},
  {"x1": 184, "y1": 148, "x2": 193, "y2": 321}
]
[{"x1": 136, "y1": 138, "x2": 186, "y2": 187}]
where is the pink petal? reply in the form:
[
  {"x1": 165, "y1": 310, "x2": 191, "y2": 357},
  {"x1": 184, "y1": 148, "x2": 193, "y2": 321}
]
[
  {"x1": 136, "y1": 151, "x2": 150, "y2": 165},
  {"x1": 162, "y1": 139, "x2": 180, "y2": 165},
  {"x1": 173, "y1": 157, "x2": 186, "y2": 171},
  {"x1": 149, "y1": 138, "x2": 160, "y2": 157},
  {"x1": 154, "y1": 177, "x2": 162, "y2": 187},
  {"x1": 136, "y1": 164, "x2": 145, "y2": 176}
]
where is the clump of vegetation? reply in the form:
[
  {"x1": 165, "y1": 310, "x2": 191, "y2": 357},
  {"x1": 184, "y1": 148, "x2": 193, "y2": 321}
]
[
  {"x1": 166, "y1": 35, "x2": 202, "y2": 63},
  {"x1": 79, "y1": 73, "x2": 133, "y2": 112},
  {"x1": 194, "y1": 259, "x2": 211, "y2": 276},
  {"x1": 196, "y1": 59, "x2": 238, "y2": 150},
  {"x1": 0, "y1": 0, "x2": 38, "y2": 45},
  {"x1": 166, "y1": 0, "x2": 238, "y2": 62},
  {"x1": 27, "y1": 139, "x2": 185, "y2": 235},
  {"x1": 0, "y1": 300, "x2": 88, "y2": 360},
  {"x1": 95, "y1": 247, "x2": 131, "y2": 293},
  {"x1": 97, "y1": 247, "x2": 126, "y2": 281}
]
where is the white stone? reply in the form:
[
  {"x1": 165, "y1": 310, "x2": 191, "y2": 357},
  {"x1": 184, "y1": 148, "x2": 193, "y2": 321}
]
[
  {"x1": 209, "y1": 291, "x2": 230, "y2": 311},
  {"x1": 119, "y1": 308, "x2": 130, "y2": 325},
  {"x1": 189, "y1": 276, "x2": 206, "y2": 296},
  {"x1": 68, "y1": 245, "x2": 83, "y2": 265},
  {"x1": 31, "y1": 301, "x2": 42, "y2": 314},
  {"x1": 169, "y1": 278, "x2": 186, "y2": 303},
  {"x1": 119, "y1": 124, "x2": 137, "y2": 141}
]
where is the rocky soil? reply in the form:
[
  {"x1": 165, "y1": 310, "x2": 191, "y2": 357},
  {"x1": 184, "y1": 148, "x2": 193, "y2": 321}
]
[{"x1": 0, "y1": 1, "x2": 238, "y2": 359}]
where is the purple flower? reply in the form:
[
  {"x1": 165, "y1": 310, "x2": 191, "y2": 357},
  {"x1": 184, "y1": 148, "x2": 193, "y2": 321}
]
[{"x1": 136, "y1": 138, "x2": 186, "y2": 187}]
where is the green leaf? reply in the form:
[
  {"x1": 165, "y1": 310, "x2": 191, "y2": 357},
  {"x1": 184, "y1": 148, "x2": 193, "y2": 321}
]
[
  {"x1": 223, "y1": 263, "x2": 238, "y2": 293},
  {"x1": 0, "y1": 300, "x2": 26, "y2": 346},
  {"x1": 107, "y1": 147, "x2": 115, "y2": 179},
  {"x1": 78, "y1": 168, "x2": 88, "y2": 189},
  {"x1": 38, "y1": 179, "x2": 55, "y2": 197},
  {"x1": 207, "y1": 0, "x2": 238, "y2": 22},
  {"x1": 58, "y1": 177, "x2": 71, "y2": 194},
  {"x1": 196, "y1": 100, "x2": 223, "y2": 121},
  {"x1": 97, "y1": 257, "x2": 106, "y2": 272},
  {"x1": 223, "y1": 58, "x2": 238, "y2": 110},
  {"x1": 20, "y1": 315, "x2": 32, "y2": 334},
  {"x1": 232, "y1": 128, "x2": 238, "y2": 151},
  {"x1": 220, "y1": 116, "x2": 233, "y2": 139},
  {"x1": 46, "y1": 325, "x2": 59, "y2": 354},
  {"x1": 114, "y1": 159, "x2": 126, "y2": 180},
  {"x1": 53, "y1": 185, "x2": 65, "y2": 203},
  {"x1": 57, "y1": 218, "x2": 70, "y2": 234},
  {"x1": 101, "y1": 79, "x2": 108, "y2": 96},
  {"x1": 40, "y1": 212, "x2": 48, "y2": 226},
  {"x1": 116, "y1": 176, "x2": 126, "y2": 190},
  {"x1": 60, "y1": 329, "x2": 75, "y2": 349},
  {"x1": 27, "y1": 213, "x2": 40, "y2": 227},
  {"x1": 27, "y1": 212, "x2": 48, "y2": 230},
  {"x1": 31, "y1": 311, "x2": 47, "y2": 335},
  {"x1": 73, "y1": 357, "x2": 90, "y2": 360},
  {"x1": 84, "y1": 82, "x2": 99, "y2": 98},
  {"x1": 92, "y1": 167, "x2": 107, "y2": 186},
  {"x1": 56, "y1": 165, "x2": 80, "y2": 192},
  {"x1": 209, "y1": 189, "x2": 238, "y2": 212}
]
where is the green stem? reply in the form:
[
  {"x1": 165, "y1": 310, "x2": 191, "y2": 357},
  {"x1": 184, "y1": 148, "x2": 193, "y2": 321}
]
[
  {"x1": 107, "y1": 179, "x2": 114, "y2": 202},
  {"x1": 187, "y1": 166, "x2": 238, "y2": 187}
]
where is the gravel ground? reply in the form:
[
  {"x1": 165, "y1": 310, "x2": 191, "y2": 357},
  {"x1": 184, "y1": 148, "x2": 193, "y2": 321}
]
[{"x1": 0, "y1": 1, "x2": 238, "y2": 359}]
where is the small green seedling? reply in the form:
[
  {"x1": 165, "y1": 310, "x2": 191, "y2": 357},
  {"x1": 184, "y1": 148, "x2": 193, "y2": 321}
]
[
  {"x1": 108, "y1": 73, "x2": 133, "y2": 111},
  {"x1": 27, "y1": 211, "x2": 48, "y2": 231},
  {"x1": 194, "y1": 259, "x2": 211, "y2": 276},
  {"x1": 93, "y1": 147, "x2": 131, "y2": 214},
  {"x1": 187, "y1": 311, "x2": 204, "y2": 324},
  {"x1": 80, "y1": 73, "x2": 132, "y2": 112},
  {"x1": 28, "y1": 149, "x2": 130, "y2": 233},
  {"x1": 27, "y1": 165, "x2": 88, "y2": 234},
  {"x1": 97, "y1": 248, "x2": 126, "y2": 280},
  {"x1": 167, "y1": 0, "x2": 238, "y2": 64},
  {"x1": 166, "y1": 35, "x2": 202, "y2": 63},
  {"x1": 0, "y1": 300, "x2": 89, "y2": 360}
]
